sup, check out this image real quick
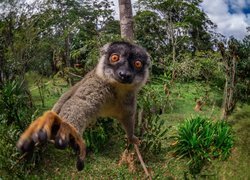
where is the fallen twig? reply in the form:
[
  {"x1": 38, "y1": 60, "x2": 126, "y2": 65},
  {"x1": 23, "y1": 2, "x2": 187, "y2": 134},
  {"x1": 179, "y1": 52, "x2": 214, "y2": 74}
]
[{"x1": 10, "y1": 151, "x2": 29, "y2": 170}]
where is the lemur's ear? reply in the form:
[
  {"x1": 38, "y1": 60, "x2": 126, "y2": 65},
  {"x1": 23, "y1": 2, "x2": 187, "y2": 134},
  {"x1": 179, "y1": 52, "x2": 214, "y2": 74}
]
[{"x1": 100, "y1": 43, "x2": 111, "y2": 55}]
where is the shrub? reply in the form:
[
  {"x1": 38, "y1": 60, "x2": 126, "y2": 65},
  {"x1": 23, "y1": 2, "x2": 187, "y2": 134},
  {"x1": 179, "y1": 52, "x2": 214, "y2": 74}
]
[
  {"x1": 109, "y1": 84, "x2": 170, "y2": 155},
  {"x1": 0, "y1": 79, "x2": 42, "y2": 177},
  {"x1": 0, "y1": 79, "x2": 34, "y2": 129},
  {"x1": 174, "y1": 51, "x2": 224, "y2": 85},
  {"x1": 172, "y1": 116, "x2": 234, "y2": 176},
  {"x1": 136, "y1": 85, "x2": 170, "y2": 154},
  {"x1": 84, "y1": 119, "x2": 113, "y2": 153}
]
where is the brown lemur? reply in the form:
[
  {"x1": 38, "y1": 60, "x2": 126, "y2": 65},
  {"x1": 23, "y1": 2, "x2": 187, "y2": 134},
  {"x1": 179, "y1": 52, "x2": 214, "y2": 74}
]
[{"x1": 17, "y1": 41, "x2": 150, "y2": 171}]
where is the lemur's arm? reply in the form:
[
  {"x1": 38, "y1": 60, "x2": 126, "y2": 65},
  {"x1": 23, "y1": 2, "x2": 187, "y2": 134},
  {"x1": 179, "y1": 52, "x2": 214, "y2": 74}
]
[{"x1": 17, "y1": 72, "x2": 109, "y2": 171}]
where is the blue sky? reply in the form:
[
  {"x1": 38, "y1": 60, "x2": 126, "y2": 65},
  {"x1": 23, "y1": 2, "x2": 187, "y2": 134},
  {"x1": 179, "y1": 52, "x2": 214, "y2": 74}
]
[{"x1": 200, "y1": 0, "x2": 250, "y2": 39}]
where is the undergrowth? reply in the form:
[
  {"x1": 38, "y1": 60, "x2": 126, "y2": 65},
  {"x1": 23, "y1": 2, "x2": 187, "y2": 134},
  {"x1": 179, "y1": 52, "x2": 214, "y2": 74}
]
[{"x1": 172, "y1": 116, "x2": 234, "y2": 177}]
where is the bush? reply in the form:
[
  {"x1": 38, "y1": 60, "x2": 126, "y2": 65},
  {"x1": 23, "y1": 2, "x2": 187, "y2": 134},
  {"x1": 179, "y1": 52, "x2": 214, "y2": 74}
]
[
  {"x1": 172, "y1": 116, "x2": 234, "y2": 176},
  {"x1": 84, "y1": 119, "x2": 113, "y2": 153},
  {"x1": 136, "y1": 84, "x2": 170, "y2": 154},
  {"x1": 0, "y1": 79, "x2": 34, "y2": 129},
  {"x1": 0, "y1": 79, "x2": 42, "y2": 178},
  {"x1": 174, "y1": 52, "x2": 224, "y2": 85}
]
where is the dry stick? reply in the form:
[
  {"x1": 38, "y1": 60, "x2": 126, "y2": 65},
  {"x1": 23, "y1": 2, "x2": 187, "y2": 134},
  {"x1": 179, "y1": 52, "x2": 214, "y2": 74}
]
[
  {"x1": 10, "y1": 142, "x2": 41, "y2": 170},
  {"x1": 10, "y1": 151, "x2": 29, "y2": 170},
  {"x1": 66, "y1": 71, "x2": 84, "y2": 79},
  {"x1": 134, "y1": 144, "x2": 152, "y2": 180}
]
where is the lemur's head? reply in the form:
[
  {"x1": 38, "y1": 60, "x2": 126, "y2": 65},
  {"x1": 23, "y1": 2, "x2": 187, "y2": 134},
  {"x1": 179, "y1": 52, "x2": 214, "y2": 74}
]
[{"x1": 96, "y1": 41, "x2": 150, "y2": 88}]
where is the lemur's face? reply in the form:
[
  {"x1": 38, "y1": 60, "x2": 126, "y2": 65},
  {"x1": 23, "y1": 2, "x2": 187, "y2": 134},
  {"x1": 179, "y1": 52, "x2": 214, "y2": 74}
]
[{"x1": 97, "y1": 42, "x2": 150, "y2": 86}]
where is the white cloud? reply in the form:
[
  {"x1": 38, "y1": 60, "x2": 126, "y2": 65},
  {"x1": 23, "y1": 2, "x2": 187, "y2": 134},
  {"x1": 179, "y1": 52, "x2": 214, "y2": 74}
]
[{"x1": 201, "y1": 0, "x2": 249, "y2": 39}]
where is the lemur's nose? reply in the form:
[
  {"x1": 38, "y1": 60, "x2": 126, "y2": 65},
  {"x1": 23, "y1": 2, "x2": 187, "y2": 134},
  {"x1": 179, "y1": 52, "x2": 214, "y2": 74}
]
[{"x1": 118, "y1": 71, "x2": 133, "y2": 83}]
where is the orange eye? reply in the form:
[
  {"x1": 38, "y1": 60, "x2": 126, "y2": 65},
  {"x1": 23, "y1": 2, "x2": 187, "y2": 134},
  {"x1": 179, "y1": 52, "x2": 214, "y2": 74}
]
[
  {"x1": 134, "y1": 60, "x2": 143, "y2": 69},
  {"x1": 110, "y1": 54, "x2": 120, "y2": 62}
]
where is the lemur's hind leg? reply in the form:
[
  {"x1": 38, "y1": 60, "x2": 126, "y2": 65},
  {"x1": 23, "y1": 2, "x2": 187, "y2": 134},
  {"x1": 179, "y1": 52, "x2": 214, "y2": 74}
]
[{"x1": 17, "y1": 111, "x2": 86, "y2": 171}]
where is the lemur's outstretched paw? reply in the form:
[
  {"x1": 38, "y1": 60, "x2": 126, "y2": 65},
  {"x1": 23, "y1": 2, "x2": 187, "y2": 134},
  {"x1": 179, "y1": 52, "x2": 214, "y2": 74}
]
[{"x1": 17, "y1": 111, "x2": 86, "y2": 171}]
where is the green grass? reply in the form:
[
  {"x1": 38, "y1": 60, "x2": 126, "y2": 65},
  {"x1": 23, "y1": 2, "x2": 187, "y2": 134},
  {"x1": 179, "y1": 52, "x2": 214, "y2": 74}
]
[
  {"x1": 1, "y1": 73, "x2": 249, "y2": 179},
  {"x1": 212, "y1": 105, "x2": 250, "y2": 179},
  {"x1": 25, "y1": 72, "x2": 70, "y2": 110}
]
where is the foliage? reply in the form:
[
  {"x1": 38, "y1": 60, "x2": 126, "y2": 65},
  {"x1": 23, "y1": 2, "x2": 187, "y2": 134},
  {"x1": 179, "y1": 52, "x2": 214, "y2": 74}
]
[
  {"x1": 0, "y1": 79, "x2": 34, "y2": 129},
  {"x1": 0, "y1": 122, "x2": 47, "y2": 178},
  {"x1": 231, "y1": 104, "x2": 250, "y2": 121},
  {"x1": 84, "y1": 119, "x2": 113, "y2": 153},
  {"x1": 173, "y1": 116, "x2": 234, "y2": 176},
  {"x1": 236, "y1": 34, "x2": 250, "y2": 103},
  {"x1": 136, "y1": 84, "x2": 171, "y2": 154},
  {"x1": 135, "y1": 0, "x2": 217, "y2": 77},
  {"x1": 174, "y1": 51, "x2": 224, "y2": 84},
  {"x1": 0, "y1": 78, "x2": 44, "y2": 178},
  {"x1": 0, "y1": 0, "x2": 119, "y2": 82}
]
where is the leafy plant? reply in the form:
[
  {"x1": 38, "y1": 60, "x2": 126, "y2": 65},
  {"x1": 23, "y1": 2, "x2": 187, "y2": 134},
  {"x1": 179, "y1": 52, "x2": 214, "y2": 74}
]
[
  {"x1": 0, "y1": 79, "x2": 34, "y2": 129},
  {"x1": 172, "y1": 116, "x2": 234, "y2": 177},
  {"x1": 136, "y1": 84, "x2": 170, "y2": 154},
  {"x1": 84, "y1": 119, "x2": 114, "y2": 153},
  {"x1": 0, "y1": 79, "x2": 44, "y2": 177}
]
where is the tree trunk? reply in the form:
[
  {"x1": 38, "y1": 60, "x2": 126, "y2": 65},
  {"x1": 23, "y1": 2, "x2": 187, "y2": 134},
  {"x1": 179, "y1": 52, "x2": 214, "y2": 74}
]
[
  {"x1": 65, "y1": 34, "x2": 71, "y2": 67},
  {"x1": 219, "y1": 42, "x2": 237, "y2": 120},
  {"x1": 119, "y1": 0, "x2": 134, "y2": 41},
  {"x1": 171, "y1": 41, "x2": 176, "y2": 82}
]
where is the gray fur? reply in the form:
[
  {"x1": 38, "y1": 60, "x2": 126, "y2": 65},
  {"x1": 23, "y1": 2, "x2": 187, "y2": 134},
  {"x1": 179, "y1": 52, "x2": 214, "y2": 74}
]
[{"x1": 52, "y1": 42, "x2": 150, "y2": 140}]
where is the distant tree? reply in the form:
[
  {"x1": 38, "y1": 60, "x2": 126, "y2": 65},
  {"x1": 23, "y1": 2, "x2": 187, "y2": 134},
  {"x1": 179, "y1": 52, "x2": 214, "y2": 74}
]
[
  {"x1": 218, "y1": 38, "x2": 238, "y2": 120},
  {"x1": 134, "y1": 10, "x2": 166, "y2": 74},
  {"x1": 236, "y1": 30, "x2": 250, "y2": 103},
  {"x1": 135, "y1": 0, "x2": 216, "y2": 79},
  {"x1": 0, "y1": 0, "x2": 39, "y2": 84}
]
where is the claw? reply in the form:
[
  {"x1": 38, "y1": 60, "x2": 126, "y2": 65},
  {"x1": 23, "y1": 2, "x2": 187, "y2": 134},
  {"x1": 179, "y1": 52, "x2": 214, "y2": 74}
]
[
  {"x1": 55, "y1": 136, "x2": 68, "y2": 149},
  {"x1": 17, "y1": 139, "x2": 35, "y2": 152},
  {"x1": 76, "y1": 157, "x2": 84, "y2": 171},
  {"x1": 32, "y1": 133, "x2": 39, "y2": 143},
  {"x1": 69, "y1": 138, "x2": 79, "y2": 152},
  {"x1": 38, "y1": 130, "x2": 47, "y2": 142}
]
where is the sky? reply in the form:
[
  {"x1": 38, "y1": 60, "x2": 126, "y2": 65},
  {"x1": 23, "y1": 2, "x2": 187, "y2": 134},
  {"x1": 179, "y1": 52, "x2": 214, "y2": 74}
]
[{"x1": 200, "y1": 0, "x2": 250, "y2": 39}]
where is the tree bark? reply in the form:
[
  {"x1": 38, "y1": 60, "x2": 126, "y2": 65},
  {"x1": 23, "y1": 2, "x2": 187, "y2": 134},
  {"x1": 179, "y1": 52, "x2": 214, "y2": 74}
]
[
  {"x1": 119, "y1": 0, "x2": 134, "y2": 41},
  {"x1": 218, "y1": 42, "x2": 237, "y2": 120},
  {"x1": 65, "y1": 34, "x2": 71, "y2": 67}
]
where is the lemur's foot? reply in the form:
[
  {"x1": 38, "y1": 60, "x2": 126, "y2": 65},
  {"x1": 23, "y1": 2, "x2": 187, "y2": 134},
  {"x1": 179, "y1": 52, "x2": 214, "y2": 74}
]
[
  {"x1": 128, "y1": 135, "x2": 141, "y2": 145},
  {"x1": 17, "y1": 111, "x2": 86, "y2": 171}
]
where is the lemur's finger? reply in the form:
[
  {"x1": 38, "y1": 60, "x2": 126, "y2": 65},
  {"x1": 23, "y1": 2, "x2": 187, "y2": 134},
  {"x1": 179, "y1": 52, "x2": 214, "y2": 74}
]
[
  {"x1": 69, "y1": 135, "x2": 86, "y2": 171},
  {"x1": 66, "y1": 126, "x2": 86, "y2": 171},
  {"x1": 55, "y1": 122, "x2": 71, "y2": 149},
  {"x1": 17, "y1": 117, "x2": 45, "y2": 152},
  {"x1": 75, "y1": 138, "x2": 86, "y2": 171},
  {"x1": 41, "y1": 111, "x2": 62, "y2": 140}
]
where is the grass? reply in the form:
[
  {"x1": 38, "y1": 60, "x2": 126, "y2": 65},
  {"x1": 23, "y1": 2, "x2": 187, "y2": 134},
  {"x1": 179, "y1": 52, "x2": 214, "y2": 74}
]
[
  {"x1": 213, "y1": 105, "x2": 250, "y2": 179},
  {"x1": 25, "y1": 71, "x2": 70, "y2": 110},
  {"x1": 1, "y1": 73, "x2": 250, "y2": 179}
]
